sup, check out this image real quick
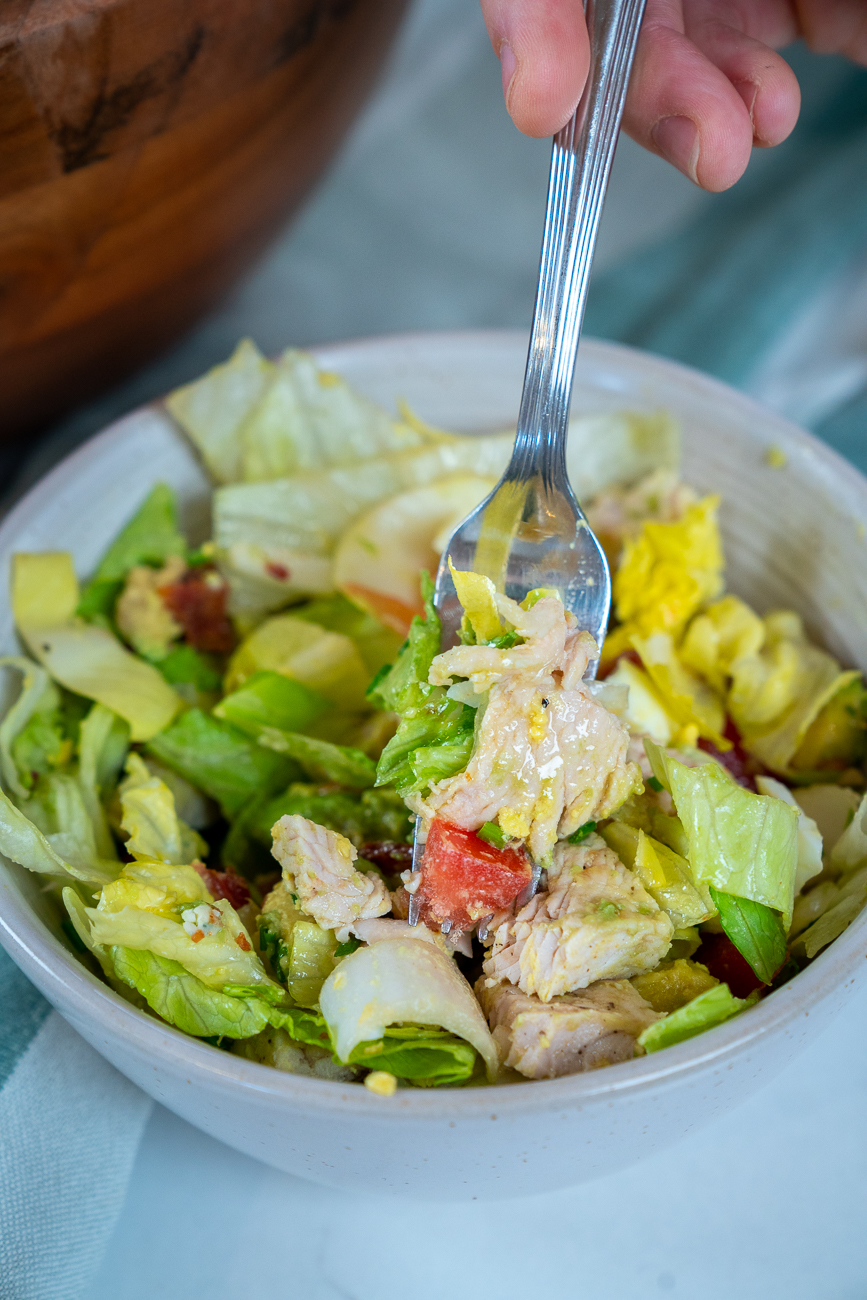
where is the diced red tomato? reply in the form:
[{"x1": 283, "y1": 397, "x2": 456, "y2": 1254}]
[
  {"x1": 158, "y1": 564, "x2": 235, "y2": 655},
  {"x1": 695, "y1": 932, "x2": 766, "y2": 998},
  {"x1": 698, "y1": 717, "x2": 762, "y2": 790},
  {"x1": 416, "y1": 818, "x2": 532, "y2": 932},
  {"x1": 193, "y1": 861, "x2": 251, "y2": 910}
]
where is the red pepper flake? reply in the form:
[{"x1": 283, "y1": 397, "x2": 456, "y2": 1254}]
[
  {"x1": 190, "y1": 930, "x2": 204, "y2": 943},
  {"x1": 265, "y1": 561, "x2": 291, "y2": 581},
  {"x1": 158, "y1": 564, "x2": 235, "y2": 654},
  {"x1": 235, "y1": 933, "x2": 252, "y2": 951}
]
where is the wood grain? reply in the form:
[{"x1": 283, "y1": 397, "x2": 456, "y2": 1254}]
[{"x1": 0, "y1": 0, "x2": 407, "y2": 438}]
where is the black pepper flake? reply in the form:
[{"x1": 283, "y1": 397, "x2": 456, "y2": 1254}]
[{"x1": 541, "y1": 698, "x2": 549, "y2": 707}]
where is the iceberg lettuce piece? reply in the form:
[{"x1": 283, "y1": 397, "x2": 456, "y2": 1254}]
[
  {"x1": 828, "y1": 791, "x2": 867, "y2": 873},
  {"x1": 145, "y1": 708, "x2": 299, "y2": 818},
  {"x1": 0, "y1": 656, "x2": 60, "y2": 797},
  {"x1": 216, "y1": 540, "x2": 334, "y2": 627},
  {"x1": 291, "y1": 593, "x2": 403, "y2": 678},
  {"x1": 632, "y1": 631, "x2": 727, "y2": 748},
  {"x1": 346, "y1": 1024, "x2": 479, "y2": 1086},
  {"x1": 0, "y1": 779, "x2": 115, "y2": 885},
  {"x1": 638, "y1": 982, "x2": 758, "y2": 1053},
  {"x1": 237, "y1": 348, "x2": 424, "y2": 483},
  {"x1": 249, "y1": 783, "x2": 410, "y2": 850},
  {"x1": 119, "y1": 754, "x2": 207, "y2": 864},
  {"x1": 755, "y1": 774, "x2": 823, "y2": 894},
  {"x1": 320, "y1": 937, "x2": 498, "y2": 1079},
  {"x1": 796, "y1": 866, "x2": 867, "y2": 959},
  {"x1": 165, "y1": 339, "x2": 276, "y2": 484},
  {"x1": 709, "y1": 887, "x2": 787, "y2": 984},
  {"x1": 633, "y1": 830, "x2": 715, "y2": 929},
  {"x1": 565, "y1": 409, "x2": 680, "y2": 502},
  {"x1": 77, "y1": 703, "x2": 128, "y2": 860},
  {"x1": 215, "y1": 670, "x2": 329, "y2": 737},
  {"x1": 646, "y1": 740, "x2": 799, "y2": 920},
  {"x1": 680, "y1": 595, "x2": 765, "y2": 694},
  {"x1": 604, "y1": 657, "x2": 678, "y2": 745}
]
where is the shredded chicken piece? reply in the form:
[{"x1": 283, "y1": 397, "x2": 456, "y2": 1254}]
[
  {"x1": 482, "y1": 842, "x2": 673, "y2": 1000},
  {"x1": 115, "y1": 555, "x2": 185, "y2": 658},
  {"x1": 270, "y1": 815, "x2": 390, "y2": 939},
  {"x1": 413, "y1": 597, "x2": 641, "y2": 862},
  {"x1": 477, "y1": 977, "x2": 660, "y2": 1079},
  {"x1": 586, "y1": 469, "x2": 697, "y2": 564}
]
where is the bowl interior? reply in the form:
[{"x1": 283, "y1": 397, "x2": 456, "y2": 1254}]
[{"x1": 2, "y1": 328, "x2": 867, "y2": 1104}]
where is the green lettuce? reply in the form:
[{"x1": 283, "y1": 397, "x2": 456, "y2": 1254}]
[
  {"x1": 77, "y1": 484, "x2": 187, "y2": 626},
  {"x1": 293, "y1": 594, "x2": 403, "y2": 677},
  {"x1": 252, "y1": 728, "x2": 376, "y2": 790},
  {"x1": 215, "y1": 670, "x2": 330, "y2": 736},
  {"x1": 152, "y1": 645, "x2": 222, "y2": 696},
  {"x1": 710, "y1": 887, "x2": 787, "y2": 984},
  {"x1": 796, "y1": 866, "x2": 867, "y2": 959},
  {"x1": 346, "y1": 1025, "x2": 479, "y2": 1087},
  {"x1": 258, "y1": 895, "x2": 337, "y2": 1007},
  {"x1": 145, "y1": 708, "x2": 299, "y2": 817},
  {"x1": 248, "y1": 783, "x2": 411, "y2": 849},
  {"x1": 77, "y1": 703, "x2": 128, "y2": 860},
  {"x1": 119, "y1": 754, "x2": 207, "y2": 864},
  {"x1": 0, "y1": 657, "x2": 61, "y2": 797},
  {"x1": 0, "y1": 779, "x2": 115, "y2": 885},
  {"x1": 638, "y1": 983, "x2": 759, "y2": 1053},
  {"x1": 646, "y1": 740, "x2": 799, "y2": 920}
]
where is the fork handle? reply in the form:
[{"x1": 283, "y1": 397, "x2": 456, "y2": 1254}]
[{"x1": 507, "y1": 0, "x2": 647, "y2": 488}]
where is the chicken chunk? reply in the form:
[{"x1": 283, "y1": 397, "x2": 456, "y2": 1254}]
[
  {"x1": 115, "y1": 555, "x2": 185, "y2": 658},
  {"x1": 270, "y1": 815, "x2": 390, "y2": 940},
  {"x1": 482, "y1": 842, "x2": 673, "y2": 1000},
  {"x1": 415, "y1": 596, "x2": 641, "y2": 862},
  {"x1": 477, "y1": 977, "x2": 661, "y2": 1079}
]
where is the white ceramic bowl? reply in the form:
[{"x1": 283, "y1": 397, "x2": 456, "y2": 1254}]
[{"x1": 2, "y1": 331, "x2": 867, "y2": 1201}]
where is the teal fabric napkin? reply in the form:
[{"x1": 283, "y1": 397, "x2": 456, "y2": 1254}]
[{"x1": 1, "y1": 36, "x2": 866, "y2": 1300}]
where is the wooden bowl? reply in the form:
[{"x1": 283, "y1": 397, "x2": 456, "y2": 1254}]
[{"x1": 0, "y1": 0, "x2": 407, "y2": 438}]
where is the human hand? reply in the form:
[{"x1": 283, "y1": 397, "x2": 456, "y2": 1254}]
[{"x1": 480, "y1": 1, "x2": 867, "y2": 191}]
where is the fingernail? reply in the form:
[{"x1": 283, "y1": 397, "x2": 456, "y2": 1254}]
[
  {"x1": 651, "y1": 115, "x2": 700, "y2": 182},
  {"x1": 499, "y1": 40, "x2": 517, "y2": 109}
]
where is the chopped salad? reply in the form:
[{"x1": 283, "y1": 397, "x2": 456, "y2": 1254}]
[{"x1": 3, "y1": 339, "x2": 867, "y2": 1091}]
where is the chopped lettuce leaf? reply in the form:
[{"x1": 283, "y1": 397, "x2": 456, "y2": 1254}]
[
  {"x1": 347, "y1": 1024, "x2": 479, "y2": 1086},
  {"x1": 225, "y1": 612, "x2": 370, "y2": 711},
  {"x1": 258, "y1": 888, "x2": 337, "y2": 1006},
  {"x1": 145, "y1": 708, "x2": 299, "y2": 817},
  {"x1": 604, "y1": 657, "x2": 678, "y2": 745},
  {"x1": 216, "y1": 540, "x2": 334, "y2": 627},
  {"x1": 680, "y1": 595, "x2": 765, "y2": 694},
  {"x1": 77, "y1": 703, "x2": 128, "y2": 860},
  {"x1": 791, "y1": 676, "x2": 867, "y2": 771},
  {"x1": 165, "y1": 339, "x2": 276, "y2": 484},
  {"x1": 448, "y1": 563, "x2": 501, "y2": 643},
  {"x1": 320, "y1": 938, "x2": 498, "y2": 1079},
  {"x1": 633, "y1": 830, "x2": 715, "y2": 929},
  {"x1": 630, "y1": 958, "x2": 718, "y2": 1013},
  {"x1": 252, "y1": 728, "x2": 376, "y2": 789},
  {"x1": 0, "y1": 778, "x2": 115, "y2": 885},
  {"x1": 215, "y1": 670, "x2": 329, "y2": 736},
  {"x1": 368, "y1": 573, "x2": 440, "y2": 715},
  {"x1": 606, "y1": 497, "x2": 723, "y2": 661},
  {"x1": 709, "y1": 887, "x2": 787, "y2": 984},
  {"x1": 237, "y1": 348, "x2": 423, "y2": 483},
  {"x1": 638, "y1": 983, "x2": 758, "y2": 1052},
  {"x1": 292, "y1": 594, "x2": 403, "y2": 677},
  {"x1": 794, "y1": 784, "x2": 860, "y2": 852},
  {"x1": 119, "y1": 754, "x2": 207, "y2": 864},
  {"x1": 248, "y1": 783, "x2": 410, "y2": 850},
  {"x1": 565, "y1": 409, "x2": 680, "y2": 502},
  {"x1": 0, "y1": 657, "x2": 64, "y2": 797},
  {"x1": 648, "y1": 741, "x2": 799, "y2": 920},
  {"x1": 796, "y1": 866, "x2": 867, "y2": 958},
  {"x1": 153, "y1": 645, "x2": 222, "y2": 694},
  {"x1": 755, "y1": 775, "x2": 823, "y2": 894},
  {"x1": 828, "y1": 791, "x2": 867, "y2": 874},
  {"x1": 213, "y1": 436, "x2": 514, "y2": 561}
]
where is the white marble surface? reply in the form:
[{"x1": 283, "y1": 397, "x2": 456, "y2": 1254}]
[{"x1": 32, "y1": 0, "x2": 863, "y2": 1291}]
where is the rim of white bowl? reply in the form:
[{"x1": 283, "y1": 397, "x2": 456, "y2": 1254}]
[{"x1": 2, "y1": 329, "x2": 867, "y2": 1122}]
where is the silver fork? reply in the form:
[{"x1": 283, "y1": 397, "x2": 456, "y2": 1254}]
[{"x1": 409, "y1": 0, "x2": 647, "y2": 921}]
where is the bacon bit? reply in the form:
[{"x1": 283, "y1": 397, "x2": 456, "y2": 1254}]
[
  {"x1": 695, "y1": 932, "x2": 766, "y2": 998},
  {"x1": 192, "y1": 861, "x2": 251, "y2": 910},
  {"x1": 265, "y1": 561, "x2": 291, "y2": 581},
  {"x1": 235, "y1": 933, "x2": 252, "y2": 951},
  {"x1": 698, "y1": 718, "x2": 763, "y2": 790},
  {"x1": 190, "y1": 929, "x2": 205, "y2": 943},
  {"x1": 158, "y1": 564, "x2": 235, "y2": 654},
  {"x1": 341, "y1": 582, "x2": 422, "y2": 637},
  {"x1": 359, "y1": 841, "x2": 414, "y2": 876}
]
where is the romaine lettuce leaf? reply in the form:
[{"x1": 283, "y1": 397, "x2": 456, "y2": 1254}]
[
  {"x1": 77, "y1": 703, "x2": 128, "y2": 860},
  {"x1": 215, "y1": 670, "x2": 329, "y2": 736},
  {"x1": 11, "y1": 552, "x2": 79, "y2": 629},
  {"x1": 796, "y1": 866, "x2": 867, "y2": 959},
  {"x1": 145, "y1": 708, "x2": 299, "y2": 817},
  {"x1": 0, "y1": 657, "x2": 66, "y2": 797},
  {"x1": 248, "y1": 783, "x2": 411, "y2": 850},
  {"x1": 647, "y1": 741, "x2": 799, "y2": 920},
  {"x1": 258, "y1": 889, "x2": 337, "y2": 1007},
  {"x1": 215, "y1": 541, "x2": 334, "y2": 627},
  {"x1": 791, "y1": 676, "x2": 867, "y2": 771},
  {"x1": 346, "y1": 1024, "x2": 479, "y2": 1087},
  {"x1": 153, "y1": 645, "x2": 222, "y2": 694},
  {"x1": 292, "y1": 594, "x2": 404, "y2": 677},
  {"x1": 119, "y1": 754, "x2": 207, "y2": 864},
  {"x1": 632, "y1": 631, "x2": 727, "y2": 748},
  {"x1": 680, "y1": 595, "x2": 765, "y2": 694},
  {"x1": 111, "y1": 947, "x2": 282, "y2": 1038},
  {"x1": 755, "y1": 774, "x2": 823, "y2": 894},
  {"x1": 0, "y1": 779, "x2": 115, "y2": 885},
  {"x1": 165, "y1": 339, "x2": 276, "y2": 484},
  {"x1": 225, "y1": 612, "x2": 370, "y2": 711},
  {"x1": 253, "y1": 728, "x2": 376, "y2": 790},
  {"x1": 633, "y1": 830, "x2": 715, "y2": 929},
  {"x1": 638, "y1": 983, "x2": 758, "y2": 1053},
  {"x1": 709, "y1": 887, "x2": 787, "y2": 984},
  {"x1": 828, "y1": 791, "x2": 867, "y2": 873}
]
